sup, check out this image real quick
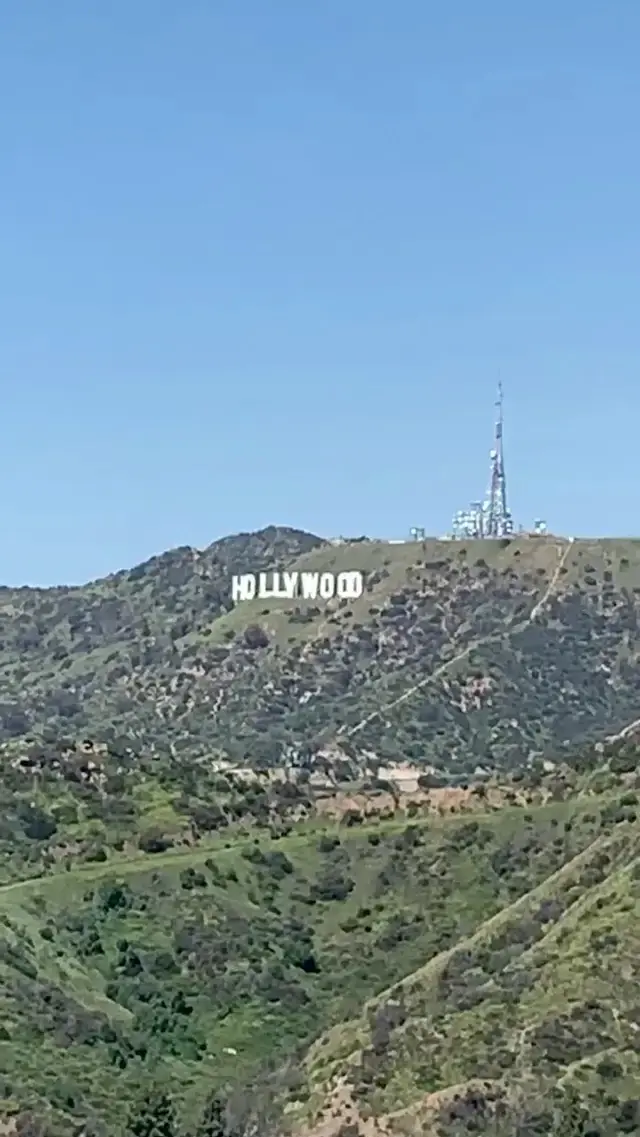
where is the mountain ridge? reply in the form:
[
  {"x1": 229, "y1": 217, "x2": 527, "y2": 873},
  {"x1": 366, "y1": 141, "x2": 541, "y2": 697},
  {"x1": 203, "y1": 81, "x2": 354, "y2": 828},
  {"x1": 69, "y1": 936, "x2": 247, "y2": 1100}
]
[{"x1": 4, "y1": 528, "x2": 640, "y2": 779}]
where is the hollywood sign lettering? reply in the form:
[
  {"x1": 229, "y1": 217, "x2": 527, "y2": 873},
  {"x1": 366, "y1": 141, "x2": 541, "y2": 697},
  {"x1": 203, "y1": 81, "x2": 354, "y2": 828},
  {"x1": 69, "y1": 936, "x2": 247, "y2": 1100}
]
[{"x1": 231, "y1": 569, "x2": 364, "y2": 604}]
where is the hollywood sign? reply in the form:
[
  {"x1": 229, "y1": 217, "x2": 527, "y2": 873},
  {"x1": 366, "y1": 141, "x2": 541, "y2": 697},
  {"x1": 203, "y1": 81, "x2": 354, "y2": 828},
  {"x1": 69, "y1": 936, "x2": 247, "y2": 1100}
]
[{"x1": 231, "y1": 569, "x2": 364, "y2": 604}]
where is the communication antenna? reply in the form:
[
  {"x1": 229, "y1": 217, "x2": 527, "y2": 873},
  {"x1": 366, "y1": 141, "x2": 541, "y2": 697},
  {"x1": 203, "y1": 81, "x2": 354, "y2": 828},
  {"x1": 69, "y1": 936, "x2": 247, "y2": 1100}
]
[
  {"x1": 449, "y1": 383, "x2": 522, "y2": 539},
  {"x1": 483, "y1": 382, "x2": 513, "y2": 537}
]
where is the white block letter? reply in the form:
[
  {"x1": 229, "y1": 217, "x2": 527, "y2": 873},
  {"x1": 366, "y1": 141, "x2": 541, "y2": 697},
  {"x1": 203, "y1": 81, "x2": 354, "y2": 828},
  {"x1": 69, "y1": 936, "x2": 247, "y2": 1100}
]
[
  {"x1": 283, "y1": 571, "x2": 299, "y2": 599},
  {"x1": 337, "y1": 570, "x2": 364, "y2": 600},
  {"x1": 241, "y1": 573, "x2": 256, "y2": 601},
  {"x1": 272, "y1": 572, "x2": 288, "y2": 598},
  {"x1": 258, "y1": 572, "x2": 274, "y2": 599},
  {"x1": 300, "y1": 572, "x2": 319, "y2": 599},
  {"x1": 319, "y1": 572, "x2": 335, "y2": 600}
]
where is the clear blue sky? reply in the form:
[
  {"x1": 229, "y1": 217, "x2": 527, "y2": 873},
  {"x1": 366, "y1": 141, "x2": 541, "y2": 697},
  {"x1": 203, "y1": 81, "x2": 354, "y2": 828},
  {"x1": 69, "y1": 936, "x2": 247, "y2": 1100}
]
[{"x1": 2, "y1": 0, "x2": 639, "y2": 585}]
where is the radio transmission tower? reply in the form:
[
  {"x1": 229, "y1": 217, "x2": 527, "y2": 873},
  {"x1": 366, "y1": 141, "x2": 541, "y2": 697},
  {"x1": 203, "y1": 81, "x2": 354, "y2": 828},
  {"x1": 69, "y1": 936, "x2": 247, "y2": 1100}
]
[{"x1": 483, "y1": 382, "x2": 513, "y2": 537}]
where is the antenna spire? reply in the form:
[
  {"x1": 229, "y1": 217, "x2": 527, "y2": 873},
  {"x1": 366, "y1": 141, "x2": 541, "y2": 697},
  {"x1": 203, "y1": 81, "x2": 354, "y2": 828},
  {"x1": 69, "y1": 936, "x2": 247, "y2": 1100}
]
[
  {"x1": 483, "y1": 382, "x2": 512, "y2": 537},
  {"x1": 450, "y1": 384, "x2": 514, "y2": 539}
]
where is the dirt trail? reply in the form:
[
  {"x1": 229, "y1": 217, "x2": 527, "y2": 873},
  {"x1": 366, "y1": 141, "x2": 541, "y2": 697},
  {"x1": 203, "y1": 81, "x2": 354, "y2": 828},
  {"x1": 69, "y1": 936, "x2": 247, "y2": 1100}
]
[
  {"x1": 301, "y1": 826, "x2": 610, "y2": 1129},
  {"x1": 0, "y1": 806, "x2": 478, "y2": 901},
  {"x1": 299, "y1": 827, "x2": 610, "y2": 1137},
  {"x1": 605, "y1": 716, "x2": 640, "y2": 745},
  {"x1": 339, "y1": 537, "x2": 574, "y2": 740},
  {"x1": 529, "y1": 536, "x2": 575, "y2": 620}
]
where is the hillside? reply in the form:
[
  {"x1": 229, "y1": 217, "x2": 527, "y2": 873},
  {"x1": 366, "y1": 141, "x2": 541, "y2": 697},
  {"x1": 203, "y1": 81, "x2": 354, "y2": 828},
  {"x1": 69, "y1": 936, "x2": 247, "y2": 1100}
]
[
  {"x1": 5, "y1": 527, "x2": 640, "y2": 1135},
  {"x1": 2, "y1": 755, "x2": 640, "y2": 1137},
  {"x1": 4, "y1": 527, "x2": 640, "y2": 782},
  {"x1": 291, "y1": 783, "x2": 640, "y2": 1137}
]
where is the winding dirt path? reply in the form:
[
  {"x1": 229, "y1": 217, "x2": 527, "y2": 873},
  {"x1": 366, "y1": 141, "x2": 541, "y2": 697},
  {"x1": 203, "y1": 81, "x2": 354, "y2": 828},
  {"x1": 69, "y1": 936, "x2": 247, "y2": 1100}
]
[{"x1": 339, "y1": 537, "x2": 575, "y2": 740}]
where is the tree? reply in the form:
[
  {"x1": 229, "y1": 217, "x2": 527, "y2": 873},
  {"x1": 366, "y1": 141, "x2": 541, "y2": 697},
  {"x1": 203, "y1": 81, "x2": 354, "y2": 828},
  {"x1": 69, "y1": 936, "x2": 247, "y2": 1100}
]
[{"x1": 126, "y1": 1089, "x2": 177, "y2": 1137}]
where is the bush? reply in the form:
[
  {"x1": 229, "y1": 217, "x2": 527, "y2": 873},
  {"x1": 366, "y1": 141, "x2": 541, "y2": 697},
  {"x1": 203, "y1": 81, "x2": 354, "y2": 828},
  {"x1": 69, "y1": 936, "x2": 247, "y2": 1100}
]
[{"x1": 137, "y1": 829, "x2": 174, "y2": 854}]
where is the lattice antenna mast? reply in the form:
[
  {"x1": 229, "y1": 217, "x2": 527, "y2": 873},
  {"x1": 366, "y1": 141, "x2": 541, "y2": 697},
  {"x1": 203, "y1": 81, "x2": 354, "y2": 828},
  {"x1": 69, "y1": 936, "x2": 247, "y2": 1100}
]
[{"x1": 483, "y1": 382, "x2": 513, "y2": 537}]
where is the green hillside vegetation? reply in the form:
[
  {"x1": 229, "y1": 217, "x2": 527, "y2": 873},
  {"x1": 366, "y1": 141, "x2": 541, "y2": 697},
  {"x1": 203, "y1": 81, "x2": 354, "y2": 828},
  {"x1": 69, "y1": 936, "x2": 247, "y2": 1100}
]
[
  {"x1": 5, "y1": 527, "x2": 640, "y2": 1136},
  {"x1": 1, "y1": 741, "x2": 640, "y2": 1136},
  {"x1": 4, "y1": 528, "x2": 640, "y2": 778},
  {"x1": 295, "y1": 797, "x2": 640, "y2": 1137}
]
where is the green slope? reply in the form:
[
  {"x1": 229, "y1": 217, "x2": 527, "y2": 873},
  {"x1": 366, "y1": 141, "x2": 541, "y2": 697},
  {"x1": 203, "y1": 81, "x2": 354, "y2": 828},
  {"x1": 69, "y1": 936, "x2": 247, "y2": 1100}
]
[
  {"x1": 293, "y1": 796, "x2": 640, "y2": 1137},
  {"x1": 1, "y1": 777, "x2": 640, "y2": 1136}
]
